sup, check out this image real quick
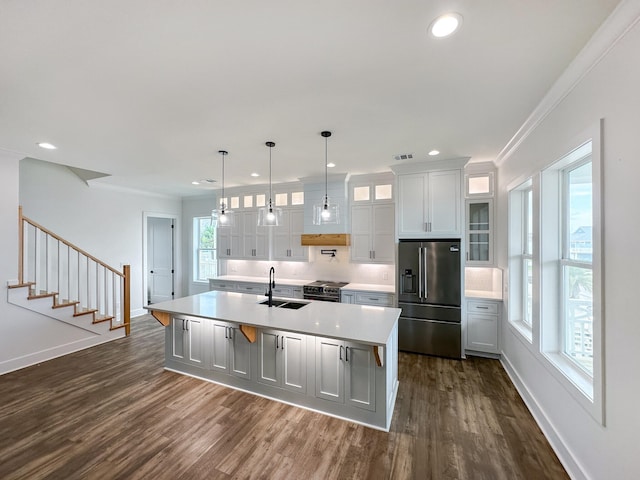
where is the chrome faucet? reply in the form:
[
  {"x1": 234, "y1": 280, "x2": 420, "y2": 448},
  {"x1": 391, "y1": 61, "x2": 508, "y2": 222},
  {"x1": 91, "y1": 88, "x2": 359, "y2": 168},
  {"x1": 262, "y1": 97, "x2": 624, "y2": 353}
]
[{"x1": 265, "y1": 266, "x2": 275, "y2": 307}]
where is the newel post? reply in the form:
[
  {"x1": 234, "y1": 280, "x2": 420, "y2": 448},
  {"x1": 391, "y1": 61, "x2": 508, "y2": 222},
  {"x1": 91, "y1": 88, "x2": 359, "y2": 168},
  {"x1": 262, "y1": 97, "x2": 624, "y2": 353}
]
[
  {"x1": 123, "y1": 264, "x2": 131, "y2": 335},
  {"x1": 18, "y1": 206, "x2": 24, "y2": 284}
]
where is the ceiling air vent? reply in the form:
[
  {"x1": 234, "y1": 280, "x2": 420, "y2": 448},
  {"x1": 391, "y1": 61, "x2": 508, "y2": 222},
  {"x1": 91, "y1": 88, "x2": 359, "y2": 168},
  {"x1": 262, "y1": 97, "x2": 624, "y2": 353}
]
[{"x1": 393, "y1": 153, "x2": 414, "y2": 161}]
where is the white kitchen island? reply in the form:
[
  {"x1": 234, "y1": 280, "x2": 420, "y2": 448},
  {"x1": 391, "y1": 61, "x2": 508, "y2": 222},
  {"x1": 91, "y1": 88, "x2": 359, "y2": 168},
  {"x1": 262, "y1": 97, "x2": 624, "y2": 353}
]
[{"x1": 146, "y1": 290, "x2": 401, "y2": 431}]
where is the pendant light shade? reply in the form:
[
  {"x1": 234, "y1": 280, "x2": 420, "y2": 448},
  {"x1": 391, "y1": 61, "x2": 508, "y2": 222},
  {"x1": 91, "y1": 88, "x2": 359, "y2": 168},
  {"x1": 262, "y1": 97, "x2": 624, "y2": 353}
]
[
  {"x1": 212, "y1": 150, "x2": 234, "y2": 227},
  {"x1": 257, "y1": 141, "x2": 282, "y2": 227},
  {"x1": 313, "y1": 131, "x2": 340, "y2": 225}
]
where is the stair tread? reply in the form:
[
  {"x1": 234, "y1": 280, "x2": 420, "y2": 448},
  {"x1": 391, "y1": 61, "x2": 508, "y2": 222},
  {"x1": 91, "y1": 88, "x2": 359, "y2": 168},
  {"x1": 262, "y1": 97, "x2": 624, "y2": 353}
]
[
  {"x1": 93, "y1": 315, "x2": 114, "y2": 324},
  {"x1": 74, "y1": 308, "x2": 98, "y2": 317},
  {"x1": 110, "y1": 324, "x2": 126, "y2": 331},
  {"x1": 28, "y1": 291, "x2": 58, "y2": 299},
  {"x1": 53, "y1": 300, "x2": 80, "y2": 309},
  {"x1": 7, "y1": 282, "x2": 36, "y2": 289}
]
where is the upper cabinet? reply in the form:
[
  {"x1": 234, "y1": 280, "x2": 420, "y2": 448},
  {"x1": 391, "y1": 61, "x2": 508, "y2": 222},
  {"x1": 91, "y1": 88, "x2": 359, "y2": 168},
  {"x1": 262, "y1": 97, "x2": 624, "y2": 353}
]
[
  {"x1": 396, "y1": 169, "x2": 462, "y2": 238},
  {"x1": 216, "y1": 185, "x2": 309, "y2": 261},
  {"x1": 464, "y1": 163, "x2": 496, "y2": 265},
  {"x1": 349, "y1": 174, "x2": 395, "y2": 263}
]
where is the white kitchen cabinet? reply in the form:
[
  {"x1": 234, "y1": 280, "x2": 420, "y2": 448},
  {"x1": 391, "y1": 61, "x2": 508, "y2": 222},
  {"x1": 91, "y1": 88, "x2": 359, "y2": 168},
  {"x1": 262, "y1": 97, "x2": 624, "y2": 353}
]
[
  {"x1": 210, "y1": 321, "x2": 252, "y2": 379},
  {"x1": 257, "y1": 329, "x2": 307, "y2": 394},
  {"x1": 341, "y1": 289, "x2": 394, "y2": 307},
  {"x1": 272, "y1": 207, "x2": 308, "y2": 261},
  {"x1": 217, "y1": 222, "x2": 241, "y2": 259},
  {"x1": 242, "y1": 211, "x2": 269, "y2": 260},
  {"x1": 466, "y1": 299, "x2": 501, "y2": 354},
  {"x1": 466, "y1": 199, "x2": 494, "y2": 265},
  {"x1": 351, "y1": 203, "x2": 395, "y2": 263},
  {"x1": 170, "y1": 316, "x2": 204, "y2": 367},
  {"x1": 235, "y1": 282, "x2": 265, "y2": 295},
  {"x1": 271, "y1": 285, "x2": 303, "y2": 299},
  {"x1": 315, "y1": 337, "x2": 376, "y2": 411},
  {"x1": 209, "y1": 279, "x2": 238, "y2": 291},
  {"x1": 396, "y1": 169, "x2": 461, "y2": 238}
]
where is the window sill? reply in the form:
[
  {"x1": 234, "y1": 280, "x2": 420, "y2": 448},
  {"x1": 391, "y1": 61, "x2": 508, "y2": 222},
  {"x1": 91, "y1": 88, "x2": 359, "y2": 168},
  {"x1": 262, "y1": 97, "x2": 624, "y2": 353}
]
[{"x1": 509, "y1": 319, "x2": 533, "y2": 344}]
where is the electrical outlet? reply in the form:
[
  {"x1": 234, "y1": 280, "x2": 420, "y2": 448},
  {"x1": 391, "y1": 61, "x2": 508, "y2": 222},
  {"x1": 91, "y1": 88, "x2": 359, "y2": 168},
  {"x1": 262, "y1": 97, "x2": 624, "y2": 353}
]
[{"x1": 382, "y1": 272, "x2": 389, "y2": 281}]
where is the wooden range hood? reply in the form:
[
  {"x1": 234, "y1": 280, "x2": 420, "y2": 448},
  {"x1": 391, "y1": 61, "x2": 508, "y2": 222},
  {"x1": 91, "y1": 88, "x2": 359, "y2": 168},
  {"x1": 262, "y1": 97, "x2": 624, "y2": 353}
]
[{"x1": 300, "y1": 233, "x2": 351, "y2": 246}]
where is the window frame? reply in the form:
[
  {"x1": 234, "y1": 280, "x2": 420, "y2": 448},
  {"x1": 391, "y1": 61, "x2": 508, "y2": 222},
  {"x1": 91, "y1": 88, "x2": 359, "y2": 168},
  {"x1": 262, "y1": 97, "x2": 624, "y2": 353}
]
[{"x1": 193, "y1": 216, "x2": 217, "y2": 283}]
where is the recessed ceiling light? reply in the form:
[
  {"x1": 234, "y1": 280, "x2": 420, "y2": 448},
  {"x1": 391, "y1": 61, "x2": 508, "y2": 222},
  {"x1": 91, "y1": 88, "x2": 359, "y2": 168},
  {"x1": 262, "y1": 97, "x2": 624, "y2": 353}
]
[
  {"x1": 192, "y1": 181, "x2": 200, "y2": 185},
  {"x1": 251, "y1": 172, "x2": 260, "y2": 177},
  {"x1": 37, "y1": 142, "x2": 57, "y2": 150},
  {"x1": 429, "y1": 13, "x2": 462, "y2": 38},
  {"x1": 428, "y1": 150, "x2": 440, "y2": 156},
  {"x1": 326, "y1": 163, "x2": 336, "y2": 168}
]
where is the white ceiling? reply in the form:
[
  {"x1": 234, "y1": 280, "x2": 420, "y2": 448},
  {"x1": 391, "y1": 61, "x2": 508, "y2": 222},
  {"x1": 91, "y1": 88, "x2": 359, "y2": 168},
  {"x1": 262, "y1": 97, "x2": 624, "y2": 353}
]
[{"x1": 0, "y1": 0, "x2": 620, "y2": 197}]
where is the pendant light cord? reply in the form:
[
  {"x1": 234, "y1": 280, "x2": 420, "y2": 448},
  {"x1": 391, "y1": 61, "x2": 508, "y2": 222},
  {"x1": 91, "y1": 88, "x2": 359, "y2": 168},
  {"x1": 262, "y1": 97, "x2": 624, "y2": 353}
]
[
  {"x1": 324, "y1": 135, "x2": 328, "y2": 205},
  {"x1": 218, "y1": 150, "x2": 228, "y2": 211}
]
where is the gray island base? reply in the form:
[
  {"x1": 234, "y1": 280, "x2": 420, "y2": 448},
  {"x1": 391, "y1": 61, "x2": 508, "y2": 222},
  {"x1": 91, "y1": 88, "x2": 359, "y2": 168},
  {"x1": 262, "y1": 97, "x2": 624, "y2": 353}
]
[{"x1": 147, "y1": 290, "x2": 400, "y2": 431}]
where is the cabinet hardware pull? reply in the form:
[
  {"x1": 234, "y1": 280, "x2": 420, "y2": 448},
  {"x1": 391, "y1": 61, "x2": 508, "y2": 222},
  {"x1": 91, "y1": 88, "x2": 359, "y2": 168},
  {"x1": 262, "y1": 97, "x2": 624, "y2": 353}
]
[
  {"x1": 477, "y1": 306, "x2": 489, "y2": 309},
  {"x1": 372, "y1": 251, "x2": 375, "y2": 259},
  {"x1": 345, "y1": 346, "x2": 349, "y2": 362},
  {"x1": 185, "y1": 319, "x2": 189, "y2": 331},
  {"x1": 281, "y1": 336, "x2": 284, "y2": 351},
  {"x1": 276, "y1": 335, "x2": 279, "y2": 350},
  {"x1": 369, "y1": 298, "x2": 378, "y2": 301},
  {"x1": 228, "y1": 327, "x2": 232, "y2": 339},
  {"x1": 182, "y1": 319, "x2": 185, "y2": 331},
  {"x1": 339, "y1": 345, "x2": 343, "y2": 360}
]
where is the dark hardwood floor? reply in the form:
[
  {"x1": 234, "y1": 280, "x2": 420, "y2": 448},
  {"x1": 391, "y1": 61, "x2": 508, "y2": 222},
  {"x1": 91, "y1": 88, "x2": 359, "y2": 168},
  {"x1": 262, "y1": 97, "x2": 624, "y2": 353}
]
[{"x1": 0, "y1": 316, "x2": 568, "y2": 480}]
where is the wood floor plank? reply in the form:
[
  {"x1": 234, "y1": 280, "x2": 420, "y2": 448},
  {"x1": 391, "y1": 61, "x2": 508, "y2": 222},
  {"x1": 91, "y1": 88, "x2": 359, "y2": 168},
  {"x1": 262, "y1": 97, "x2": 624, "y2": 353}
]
[{"x1": 0, "y1": 315, "x2": 568, "y2": 479}]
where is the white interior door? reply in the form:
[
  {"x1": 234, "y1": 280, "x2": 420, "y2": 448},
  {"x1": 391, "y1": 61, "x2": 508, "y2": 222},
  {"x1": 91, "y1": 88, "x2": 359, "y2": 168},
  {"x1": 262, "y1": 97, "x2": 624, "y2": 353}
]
[{"x1": 147, "y1": 216, "x2": 174, "y2": 304}]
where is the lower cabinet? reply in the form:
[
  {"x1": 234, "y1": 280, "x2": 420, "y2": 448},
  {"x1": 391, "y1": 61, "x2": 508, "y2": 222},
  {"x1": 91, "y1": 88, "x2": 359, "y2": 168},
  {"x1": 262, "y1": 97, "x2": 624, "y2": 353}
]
[
  {"x1": 341, "y1": 290, "x2": 394, "y2": 307},
  {"x1": 315, "y1": 337, "x2": 376, "y2": 411},
  {"x1": 466, "y1": 300, "x2": 501, "y2": 354},
  {"x1": 170, "y1": 317, "x2": 204, "y2": 367},
  {"x1": 257, "y1": 329, "x2": 307, "y2": 393},
  {"x1": 210, "y1": 321, "x2": 252, "y2": 379}
]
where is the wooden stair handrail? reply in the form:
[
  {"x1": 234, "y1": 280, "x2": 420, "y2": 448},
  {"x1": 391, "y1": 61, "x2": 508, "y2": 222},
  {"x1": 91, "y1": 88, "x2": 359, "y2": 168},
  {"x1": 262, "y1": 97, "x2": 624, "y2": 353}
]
[
  {"x1": 18, "y1": 207, "x2": 131, "y2": 336},
  {"x1": 20, "y1": 211, "x2": 124, "y2": 278}
]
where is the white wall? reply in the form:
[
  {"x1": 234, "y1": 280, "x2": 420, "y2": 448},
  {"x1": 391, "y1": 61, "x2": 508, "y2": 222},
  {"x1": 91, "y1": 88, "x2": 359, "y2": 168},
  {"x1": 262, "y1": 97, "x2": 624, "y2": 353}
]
[
  {"x1": 496, "y1": 6, "x2": 640, "y2": 479},
  {"x1": 0, "y1": 157, "x2": 182, "y2": 374}
]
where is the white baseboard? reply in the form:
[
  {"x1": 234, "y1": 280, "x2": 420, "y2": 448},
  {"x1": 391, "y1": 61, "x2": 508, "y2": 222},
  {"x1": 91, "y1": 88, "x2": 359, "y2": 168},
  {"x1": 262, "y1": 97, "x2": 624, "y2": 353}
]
[
  {"x1": 0, "y1": 330, "x2": 125, "y2": 376},
  {"x1": 501, "y1": 353, "x2": 589, "y2": 480},
  {"x1": 131, "y1": 308, "x2": 147, "y2": 318}
]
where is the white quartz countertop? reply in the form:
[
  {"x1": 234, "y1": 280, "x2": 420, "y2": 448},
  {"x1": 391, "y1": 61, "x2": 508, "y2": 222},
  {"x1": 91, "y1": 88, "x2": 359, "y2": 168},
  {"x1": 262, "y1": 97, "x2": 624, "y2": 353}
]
[
  {"x1": 465, "y1": 289, "x2": 503, "y2": 301},
  {"x1": 210, "y1": 275, "x2": 310, "y2": 287},
  {"x1": 147, "y1": 291, "x2": 401, "y2": 345},
  {"x1": 341, "y1": 283, "x2": 395, "y2": 294}
]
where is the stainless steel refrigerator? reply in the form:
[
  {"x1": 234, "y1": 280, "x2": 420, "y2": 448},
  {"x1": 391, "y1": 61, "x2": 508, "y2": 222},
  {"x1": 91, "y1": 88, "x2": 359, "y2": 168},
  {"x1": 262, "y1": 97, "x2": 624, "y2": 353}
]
[{"x1": 397, "y1": 239, "x2": 462, "y2": 358}]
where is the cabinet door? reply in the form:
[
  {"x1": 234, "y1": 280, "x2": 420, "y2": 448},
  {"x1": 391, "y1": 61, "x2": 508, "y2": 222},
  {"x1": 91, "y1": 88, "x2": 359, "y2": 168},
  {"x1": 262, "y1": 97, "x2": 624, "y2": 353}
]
[
  {"x1": 185, "y1": 318, "x2": 204, "y2": 365},
  {"x1": 211, "y1": 322, "x2": 230, "y2": 372},
  {"x1": 258, "y1": 330, "x2": 279, "y2": 387},
  {"x1": 288, "y1": 208, "x2": 308, "y2": 261},
  {"x1": 315, "y1": 337, "x2": 344, "y2": 403},
  {"x1": 467, "y1": 313, "x2": 499, "y2": 353},
  {"x1": 350, "y1": 204, "x2": 372, "y2": 262},
  {"x1": 281, "y1": 333, "x2": 307, "y2": 393},
  {"x1": 229, "y1": 326, "x2": 252, "y2": 379},
  {"x1": 272, "y1": 210, "x2": 291, "y2": 260},
  {"x1": 171, "y1": 318, "x2": 186, "y2": 361},
  {"x1": 344, "y1": 342, "x2": 376, "y2": 411},
  {"x1": 397, "y1": 173, "x2": 427, "y2": 237},
  {"x1": 371, "y1": 203, "x2": 395, "y2": 262},
  {"x1": 428, "y1": 170, "x2": 461, "y2": 236},
  {"x1": 341, "y1": 291, "x2": 355, "y2": 304},
  {"x1": 467, "y1": 199, "x2": 493, "y2": 264}
]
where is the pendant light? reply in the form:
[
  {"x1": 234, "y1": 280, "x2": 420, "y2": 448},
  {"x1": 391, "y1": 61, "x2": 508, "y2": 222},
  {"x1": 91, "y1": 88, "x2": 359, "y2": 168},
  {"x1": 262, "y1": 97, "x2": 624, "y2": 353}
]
[
  {"x1": 257, "y1": 141, "x2": 282, "y2": 227},
  {"x1": 212, "y1": 150, "x2": 234, "y2": 227},
  {"x1": 313, "y1": 131, "x2": 340, "y2": 225}
]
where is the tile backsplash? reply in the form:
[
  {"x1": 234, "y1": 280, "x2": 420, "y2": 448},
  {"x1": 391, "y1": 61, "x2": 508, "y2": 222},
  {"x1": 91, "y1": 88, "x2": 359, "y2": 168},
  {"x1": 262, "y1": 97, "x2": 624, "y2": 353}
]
[
  {"x1": 465, "y1": 267, "x2": 503, "y2": 294},
  {"x1": 223, "y1": 246, "x2": 395, "y2": 285}
]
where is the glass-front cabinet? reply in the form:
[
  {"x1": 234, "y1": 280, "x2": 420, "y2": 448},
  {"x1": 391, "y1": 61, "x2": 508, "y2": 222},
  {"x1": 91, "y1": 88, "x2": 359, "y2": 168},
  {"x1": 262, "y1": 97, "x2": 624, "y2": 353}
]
[{"x1": 466, "y1": 198, "x2": 493, "y2": 265}]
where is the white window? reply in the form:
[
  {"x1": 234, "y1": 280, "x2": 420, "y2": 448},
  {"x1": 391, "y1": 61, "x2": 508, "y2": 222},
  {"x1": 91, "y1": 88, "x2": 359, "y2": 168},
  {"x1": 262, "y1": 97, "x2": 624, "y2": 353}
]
[
  {"x1": 540, "y1": 138, "x2": 602, "y2": 420},
  {"x1": 375, "y1": 184, "x2": 393, "y2": 200},
  {"x1": 244, "y1": 195, "x2": 253, "y2": 208},
  {"x1": 275, "y1": 193, "x2": 288, "y2": 206},
  {"x1": 291, "y1": 191, "x2": 304, "y2": 205},
  {"x1": 193, "y1": 217, "x2": 216, "y2": 282},
  {"x1": 508, "y1": 178, "x2": 534, "y2": 341}
]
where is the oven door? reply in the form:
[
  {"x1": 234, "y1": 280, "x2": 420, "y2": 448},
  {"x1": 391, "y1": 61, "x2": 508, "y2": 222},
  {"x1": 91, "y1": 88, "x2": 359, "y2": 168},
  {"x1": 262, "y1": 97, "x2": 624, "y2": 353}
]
[{"x1": 303, "y1": 293, "x2": 339, "y2": 302}]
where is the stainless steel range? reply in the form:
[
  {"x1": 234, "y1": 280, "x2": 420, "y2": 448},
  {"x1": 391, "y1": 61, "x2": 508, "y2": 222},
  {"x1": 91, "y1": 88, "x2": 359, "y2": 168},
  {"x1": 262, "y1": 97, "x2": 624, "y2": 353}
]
[{"x1": 303, "y1": 281, "x2": 349, "y2": 302}]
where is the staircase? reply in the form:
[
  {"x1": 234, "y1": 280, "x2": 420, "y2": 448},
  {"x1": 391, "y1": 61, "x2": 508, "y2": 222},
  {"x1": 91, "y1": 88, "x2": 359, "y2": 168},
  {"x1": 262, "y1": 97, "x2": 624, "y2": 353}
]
[{"x1": 7, "y1": 207, "x2": 130, "y2": 337}]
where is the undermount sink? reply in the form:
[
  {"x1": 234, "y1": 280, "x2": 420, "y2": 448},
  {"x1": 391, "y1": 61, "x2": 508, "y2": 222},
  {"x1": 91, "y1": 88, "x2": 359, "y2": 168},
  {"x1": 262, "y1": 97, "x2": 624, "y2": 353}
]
[{"x1": 259, "y1": 299, "x2": 310, "y2": 310}]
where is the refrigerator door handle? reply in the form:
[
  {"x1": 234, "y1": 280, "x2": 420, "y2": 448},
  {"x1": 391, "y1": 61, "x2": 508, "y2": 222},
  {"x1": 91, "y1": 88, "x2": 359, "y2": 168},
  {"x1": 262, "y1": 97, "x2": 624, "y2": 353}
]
[
  {"x1": 418, "y1": 247, "x2": 423, "y2": 299},
  {"x1": 422, "y1": 246, "x2": 428, "y2": 299}
]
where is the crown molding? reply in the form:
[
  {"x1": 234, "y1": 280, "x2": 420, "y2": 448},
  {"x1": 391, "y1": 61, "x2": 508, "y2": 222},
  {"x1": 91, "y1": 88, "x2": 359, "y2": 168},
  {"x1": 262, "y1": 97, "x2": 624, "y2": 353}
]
[{"x1": 495, "y1": 0, "x2": 640, "y2": 167}]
